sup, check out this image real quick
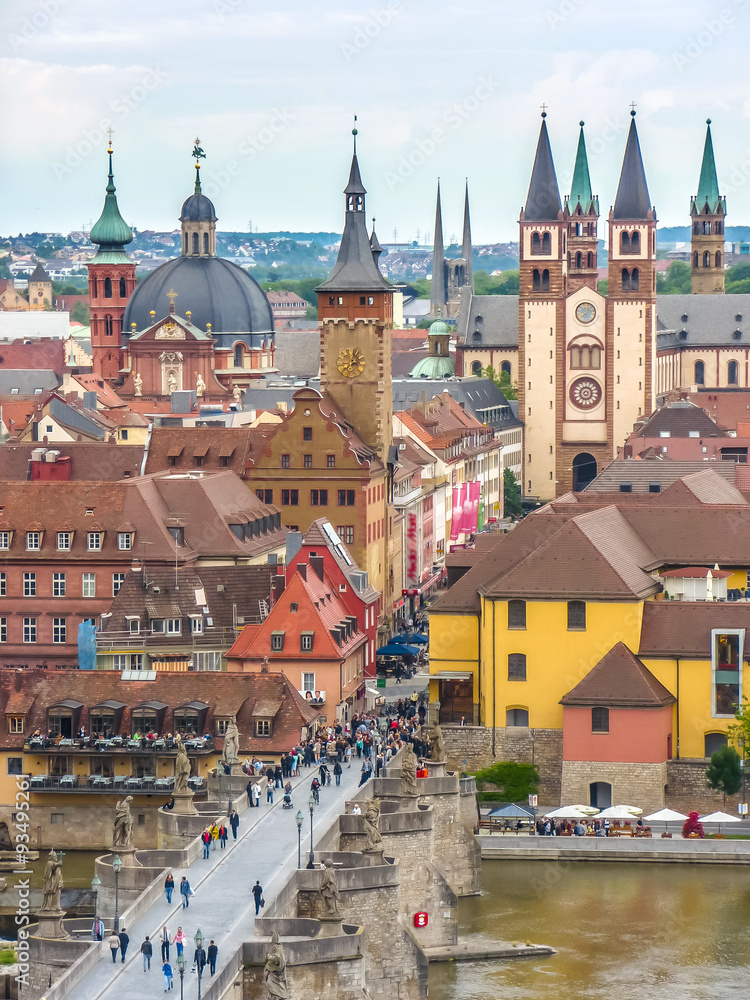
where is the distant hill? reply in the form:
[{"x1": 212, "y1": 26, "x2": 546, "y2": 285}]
[{"x1": 658, "y1": 225, "x2": 750, "y2": 243}]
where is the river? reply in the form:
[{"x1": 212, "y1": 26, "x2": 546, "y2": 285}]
[{"x1": 429, "y1": 860, "x2": 750, "y2": 999}]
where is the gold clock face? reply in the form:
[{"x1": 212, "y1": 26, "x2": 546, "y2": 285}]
[{"x1": 336, "y1": 347, "x2": 366, "y2": 378}]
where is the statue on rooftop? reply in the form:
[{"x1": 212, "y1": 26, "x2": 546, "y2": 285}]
[
  {"x1": 363, "y1": 797, "x2": 384, "y2": 853},
  {"x1": 319, "y1": 859, "x2": 341, "y2": 917},
  {"x1": 133, "y1": 372, "x2": 142, "y2": 396},
  {"x1": 400, "y1": 743, "x2": 418, "y2": 796},
  {"x1": 222, "y1": 717, "x2": 240, "y2": 767},
  {"x1": 41, "y1": 850, "x2": 63, "y2": 911},
  {"x1": 429, "y1": 721, "x2": 445, "y2": 761}
]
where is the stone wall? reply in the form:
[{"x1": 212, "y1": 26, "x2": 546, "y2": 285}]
[
  {"x1": 666, "y1": 759, "x2": 746, "y2": 814},
  {"x1": 442, "y1": 726, "x2": 563, "y2": 804},
  {"x1": 561, "y1": 760, "x2": 668, "y2": 816},
  {"x1": 242, "y1": 933, "x2": 368, "y2": 1000}
]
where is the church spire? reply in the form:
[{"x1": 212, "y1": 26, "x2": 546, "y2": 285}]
[
  {"x1": 565, "y1": 121, "x2": 598, "y2": 216},
  {"x1": 317, "y1": 126, "x2": 390, "y2": 292},
  {"x1": 462, "y1": 180, "x2": 474, "y2": 293},
  {"x1": 430, "y1": 180, "x2": 446, "y2": 316},
  {"x1": 89, "y1": 142, "x2": 133, "y2": 255},
  {"x1": 691, "y1": 119, "x2": 725, "y2": 215},
  {"x1": 523, "y1": 112, "x2": 562, "y2": 221},
  {"x1": 612, "y1": 110, "x2": 652, "y2": 220}
]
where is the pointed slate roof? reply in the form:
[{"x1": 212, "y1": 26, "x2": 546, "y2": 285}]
[
  {"x1": 612, "y1": 113, "x2": 652, "y2": 220},
  {"x1": 691, "y1": 120, "x2": 725, "y2": 215},
  {"x1": 523, "y1": 116, "x2": 562, "y2": 221},
  {"x1": 316, "y1": 147, "x2": 390, "y2": 294},
  {"x1": 560, "y1": 641, "x2": 675, "y2": 707},
  {"x1": 462, "y1": 180, "x2": 474, "y2": 292},
  {"x1": 565, "y1": 122, "x2": 598, "y2": 216},
  {"x1": 430, "y1": 181, "x2": 446, "y2": 314},
  {"x1": 29, "y1": 263, "x2": 50, "y2": 282},
  {"x1": 90, "y1": 147, "x2": 133, "y2": 253}
]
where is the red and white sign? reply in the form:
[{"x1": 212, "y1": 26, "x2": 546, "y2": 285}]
[
  {"x1": 413, "y1": 912, "x2": 428, "y2": 928},
  {"x1": 406, "y1": 510, "x2": 418, "y2": 587}
]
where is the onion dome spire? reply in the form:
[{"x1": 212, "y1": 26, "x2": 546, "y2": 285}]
[{"x1": 90, "y1": 141, "x2": 133, "y2": 252}]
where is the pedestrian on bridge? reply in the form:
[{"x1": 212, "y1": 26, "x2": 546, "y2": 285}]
[
  {"x1": 202, "y1": 828, "x2": 211, "y2": 859},
  {"x1": 230, "y1": 809, "x2": 240, "y2": 839},
  {"x1": 219, "y1": 821, "x2": 228, "y2": 848},
  {"x1": 207, "y1": 939, "x2": 218, "y2": 975},
  {"x1": 140, "y1": 935, "x2": 152, "y2": 971},
  {"x1": 118, "y1": 927, "x2": 129, "y2": 963},
  {"x1": 160, "y1": 926, "x2": 170, "y2": 961},
  {"x1": 333, "y1": 760, "x2": 342, "y2": 786},
  {"x1": 247, "y1": 779, "x2": 254, "y2": 806},
  {"x1": 253, "y1": 782, "x2": 262, "y2": 808},
  {"x1": 164, "y1": 873, "x2": 174, "y2": 904},
  {"x1": 252, "y1": 880, "x2": 264, "y2": 915},
  {"x1": 180, "y1": 877, "x2": 192, "y2": 909},
  {"x1": 210, "y1": 820, "x2": 220, "y2": 851},
  {"x1": 172, "y1": 926, "x2": 187, "y2": 958},
  {"x1": 162, "y1": 959, "x2": 173, "y2": 991},
  {"x1": 108, "y1": 931, "x2": 120, "y2": 963}
]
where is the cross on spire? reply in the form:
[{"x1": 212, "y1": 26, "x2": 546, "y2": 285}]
[
  {"x1": 106, "y1": 126, "x2": 114, "y2": 151},
  {"x1": 629, "y1": 101, "x2": 637, "y2": 116},
  {"x1": 540, "y1": 103, "x2": 548, "y2": 118},
  {"x1": 166, "y1": 289, "x2": 178, "y2": 305}
]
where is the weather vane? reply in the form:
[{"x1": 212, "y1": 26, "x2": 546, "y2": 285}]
[{"x1": 192, "y1": 137, "x2": 206, "y2": 162}]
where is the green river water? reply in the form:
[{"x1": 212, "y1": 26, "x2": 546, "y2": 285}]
[{"x1": 429, "y1": 860, "x2": 750, "y2": 999}]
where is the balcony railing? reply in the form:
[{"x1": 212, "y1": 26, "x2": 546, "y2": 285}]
[
  {"x1": 23, "y1": 735, "x2": 215, "y2": 755},
  {"x1": 96, "y1": 625, "x2": 242, "y2": 653},
  {"x1": 27, "y1": 774, "x2": 206, "y2": 794}
]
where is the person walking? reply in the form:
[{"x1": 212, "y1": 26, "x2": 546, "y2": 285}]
[
  {"x1": 118, "y1": 927, "x2": 129, "y2": 963},
  {"x1": 172, "y1": 926, "x2": 186, "y2": 959},
  {"x1": 210, "y1": 820, "x2": 219, "y2": 851},
  {"x1": 207, "y1": 939, "x2": 218, "y2": 976},
  {"x1": 253, "y1": 782, "x2": 261, "y2": 808},
  {"x1": 140, "y1": 935, "x2": 153, "y2": 972},
  {"x1": 345, "y1": 744, "x2": 352, "y2": 769},
  {"x1": 266, "y1": 781, "x2": 274, "y2": 804},
  {"x1": 162, "y1": 958, "x2": 173, "y2": 991},
  {"x1": 274, "y1": 764, "x2": 283, "y2": 788},
  {"x1": 179, "y1": 876, "x2": 191, "y2": 908},
  {"x1": 252, "y1": 880, "x2": 264, "y2": 915},
  {"x1": 193, "y1": 940, "x2": 207, "y2": 977},
  {"x1": 108, "y1": 931, "x2": 120, "y2": 963},
  {"x1": 164, "y1": 873, "x2": 174, "y2": 904},
  {"x1": 91, "y1": 916, "x2": 104, "y2": 941},
  {"x1": 333, "y1": 760, "x2": 342, "y2": 786},
  {"x1": 202, "y1": 827, "x2": 211, "y2": 859},
  {"x1": 160, "y1": 925, "x2": 170, "y2": 962},
  {"x1": 219, "y1": 821, "x2": 228, "y2": 848},
  {"x1": 230, "y1": 809, "x2": 240, "y2": 840}
]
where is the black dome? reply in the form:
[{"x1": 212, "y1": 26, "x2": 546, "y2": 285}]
[
  {"x1": 179, "y1": 192, "x2": 217, "y2": 222},
  {"x1": 123, "y1": 256, "x2": 274, "y2": 335}
]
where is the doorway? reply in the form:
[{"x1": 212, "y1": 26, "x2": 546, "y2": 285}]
[
  {"x1": 572, "y1": 453, "x2": 597, "y2": 492},
  {"x1": 589, "y1": 781, "x2": 612, "y2": 809}
]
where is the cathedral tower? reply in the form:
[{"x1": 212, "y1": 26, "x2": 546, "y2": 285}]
[
  {"x1": 606, "y1": 110, "x2": 657, "y2": 458},
  {"x1": 691, "y1": 120, "x2": 726, "y2": 294},
  {"x1": 564, "y1": 122, "x2": 599, "y2": 294},
  {"x1": 87, "y1": 143, "x2": 136, "y2": 381},
  {"x1": 317, "y1": 130, "x2": 394, "y2": 467}
]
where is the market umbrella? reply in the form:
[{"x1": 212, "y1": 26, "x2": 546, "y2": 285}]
[
  {"x1": 596, "y1": 805, "x2": 643, "y2": 820},
  {"x1": 487, "y1": 803, "x2": 535, "y2": 819},
  {"x1": 401, "y1": 633, "x2": 429, "y2": 644},
  {"x1": 699, "y1": 810, "x2": 742, "y2": 835},
  {"x1": 568, "y1": 804, "x2": 600, "y2": 815},
  {"x1": 377, "y1": 643, "x2": 420, "y2": 657},
  {"x1": 543, "y1": 806, "x2": 593, "y2": 819},
  {"x1": 644, "y1": 807, "x2": 688, "y2": 835}
]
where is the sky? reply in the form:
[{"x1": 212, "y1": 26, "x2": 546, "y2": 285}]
[{"x1": 3, "y1": 0, "x2": 750, "y2": 243}]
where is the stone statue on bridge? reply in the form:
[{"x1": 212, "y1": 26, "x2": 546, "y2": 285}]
[
  {"x1": 41, "y1": 850, "x2": 63, "y2": 911},
  {"x1": 221, "y1": 717, "x2": 240, "y2": 768},
  {"x1": 363, "y1": 797, "x2": 384, "y2": 854},
  {"x1": 319, "y1": 859, "x2": 341, "y2": 918},
  {"x1": 400, "y1": 744, "x2": 418, "y2": 796},
  {"x1": 174, "y1": 736, "x2": 191, "y2": 793},
  {"x1": 429, "y1": 721, "x2": 445, "y2": 761},
  {"x1": 264, "y1": 931, "x2": 288, "y2": 999},
  {"x1": 113, "y1": 796, "x2": 134, "y2": 850}
]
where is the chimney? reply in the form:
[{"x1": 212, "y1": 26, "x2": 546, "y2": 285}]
[
  {"x1": 285, "y1": 530, "x2": 303, "y2": 565},
  {"x1": 296, "y1": 563, "x2": 307, "y2": 582},
  {"x1": 82, "y1": 390, "x2": 97, "y2": 411},
  {"x1": 271, "y1": 572, "x2": 285, "y2": 604},
  {"x1": 309, "y1": 555, "x2": 324, "y2": 582}
]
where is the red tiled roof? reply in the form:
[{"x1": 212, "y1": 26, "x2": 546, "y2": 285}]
[
  {"x1": 639, "y1": 601, "x2": 750, "y2": 657},
  {"x1": 0, "y1": 338, "x2": 66, "y2": 374},
  {"x1": 560, "y1": 641, "x2": 675, "y2": 707}
]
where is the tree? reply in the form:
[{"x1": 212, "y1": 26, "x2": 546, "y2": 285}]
[
  {"x1": 728, "y1": 696, "x2": 750, "y2": 754},
  {"x1": 71, "y1": 301, "x2": 90, "y2": 325},
  {"x1": 482, "y1": 365, "x2": 517, "y2": 400},
  {"x1": 473, "y1": 269, "x2": 519, "y2": 296},
  {"x1": 705, "y1": 745, "x2": 742, "y2": 806},
  {"x1": 412, "y1": 278, "x2": 431, "y2": 299},
  {"x1": 503, "y1": 467, "x2": 523, "y2": 519},
  {"x1": 657, "y1": 261, "x2": 691, "y2": 294},
  {"x1": 597, "y1": 279, "x2": 609, "y2": 296}
]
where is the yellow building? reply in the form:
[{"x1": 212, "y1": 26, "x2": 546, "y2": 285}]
[
  {"x1": 27, "y1": 263, "x2": 53, "y2": 311},
  {"x1": 430, "y1": 469, "x2": 750, "y2": 811}
]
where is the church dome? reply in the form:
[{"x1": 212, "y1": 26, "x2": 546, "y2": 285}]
[
  {"x1": 179, "y1": 192, "x2": 217, "y2": 223},
  {"x1": 428, "y1": 318, "x2": 450, "y2": 336},
  {"x1": 122, "y1": 256, "x2": 273, "y2": 336},
  {"x1": 410, "y1": 355, "x2": 455, "y2": 379}
]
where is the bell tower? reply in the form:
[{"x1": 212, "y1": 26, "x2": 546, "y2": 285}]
[
  {"x1": 691, "y1": 119, "x2": 726, "y2": 294},
  {"x1": 317, "y1": 128, "x2": 394, "y2": 467},
  {"x1": 87, "y1": 141, "x2": 135, "y2": 381},
  {"x1": 564, "y1": 122, "x2": 599, "y2": 293}
]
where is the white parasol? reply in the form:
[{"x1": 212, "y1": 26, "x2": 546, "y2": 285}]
[
  {"x1": 699, "y1": 810, "x2": 742, "y2": 834},
  {"x1": 644, "y1": 807, "x2": 688, "y2": 834},
  {"x1": 543, "y1": 806, "x2": 594, "y2": 819},
  {"x1": 597, "y1": 804, "x2": 643, "y2": 820}
]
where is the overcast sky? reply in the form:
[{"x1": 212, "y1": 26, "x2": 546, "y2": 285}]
[{"x1": 3, "y1": 0, "x2": 750, "y2": 243}]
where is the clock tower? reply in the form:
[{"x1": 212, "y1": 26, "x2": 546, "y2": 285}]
[{"x1": 317, "y1": 131, "x2": 394, "y2": 466}]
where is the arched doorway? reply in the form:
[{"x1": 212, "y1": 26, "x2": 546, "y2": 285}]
[
  {"x1": 572, "y1": 453, "x2": 597, "y2": 492},
  {"x1": 589, "y1": 781, "x2": 612, "y2": 809}
]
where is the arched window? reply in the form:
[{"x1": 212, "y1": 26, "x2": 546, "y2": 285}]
[
  {"x1": 471, "y1": 361, "x2": 482, "y2": 376},
  {"x1": 184, "y1": 232, "x2": 188, "y2": 253},
  {"x1": 104, "y1": 276, "x2": 112, "y2": 298},
  {"x1": 203, "y1": 233, "x2": 209, "y2": 254},
  {"x1": 704, "y1": 732, "x2": 728, "y2": 757},
  {"x1": 105, "y1": 315, "x2": 113, "y2": 337},
  {"x1": 501, "y1": 361, "x2": 511, "y2": 376},
  {"x1": 506, "y1": 708, "x2": 529, "y2": 727},
  {"x1": 716, "y1": 221, "x2": 723, "y2": 235},
  {"x1": 92, "y1": 277, "x2": 98, "y2": 298},
  {"x1": 541, "y1": 232, "x2": 551, "y2": 254},
  {"x1": 119, "y1": 277, "x2": 126, "y2": 298},
  {"x1": 570, "y1": 346, "x2": 581, "y2": 368},
  {"x1": 532, "y1": 269, "x2": 541, "y2": 291},
  {"x1": 693, "y1": 222, "x2": 700, "y2": 235},
  {"x1": 728, "y1": 360, "x2": 739, "y2": 385},
  {"x1": 234, "y1": 344, "x2": 243, "y2": 368},
  {"x1": 531, "y1": 232, "x2": 541, "y2": 254},
  {"x1": 703, "y1": 251, "x2": 711, "y2": 268},
  {"x1": 192, "y1": 232, "x2": 199, "y2": 254},
  {"x1": 631, "y1": 268, "x2": 639, "y2": 291},
  {"x1": 694, "y1": 251, "x2": 699, "y2": 268},
  {"x1": 541, "y1": 269, "x2": 550, "y2": 292},
  {"x1": 621, "y1": 268, "x2": 630, "y2": 291},
  {"x1": 580, "y1": 346, "x2": 591, "y2": 367},
  {"x1": 703, "y1": 221, "x2": 711, "y2": 234},
  {"x1": 716, "y1": 251, "x2": 722, "y2": 268},
  {"x1": 631, "y1": 231, "x2": 640, "y2": 253},
  {"x1": 587, "y1": 251, "x2": 594, "y2": 268},
  {"x1": 575, "y1": 251, "x2": 582, "y2": 268},
  {"x1": 620, "y1": 231, "x2": 630, "y2": 254},
  {"x1": 694, "y1": 360, "x2": 705, "y2": 384},
  {"x1": 590, "y1": 346, "x2": 601, "y2": 368}
]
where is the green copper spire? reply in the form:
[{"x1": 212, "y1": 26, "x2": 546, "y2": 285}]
[
  {"x1": 90, "y1": 145, "x2": 133, "y2": 253},
  {"x1": 565, "y1": 121, "x2": 598, "y2": 215},
  {"x1": 691, "y1": 119, "x2": 725, "y2": 215}
]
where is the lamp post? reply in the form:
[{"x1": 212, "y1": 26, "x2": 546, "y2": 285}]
[
  {"x1": 194, "y1": 928, "x2": 205, "y2": 1000},
  {"x1": 295, "y1": 809, "x2": 304, "y2": 869},
  {"x1": 91, "y1": 873, "x2": 101, "y2": 933},
  {"x1": 307, "y1": 794, "x2": 315, "y2": 867},
  {"x1": 111, "y1": 854, "x2": 122, "y2": 933},
  {"x1": 176, "y1": 951, "x2": 186, "y2": 1000}
]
